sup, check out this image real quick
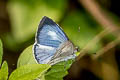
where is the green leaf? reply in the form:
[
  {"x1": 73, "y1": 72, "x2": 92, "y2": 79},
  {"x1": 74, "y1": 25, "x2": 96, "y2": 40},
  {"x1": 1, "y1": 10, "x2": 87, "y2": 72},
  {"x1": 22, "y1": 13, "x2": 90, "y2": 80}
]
[
  {"x1": 0, "y1": 61, "x2": 8, "y2": 80},
  {"x1": 17, "y1": 45, "x2": 37, "y2": 67},
  {"x1": 0, "y1": 39, "x2": 3, "y2": 66},
  {"x1": 9, "y1": 64, "x2": 51, "y2": 80},
  {"x1": 45, "y1": 59, "x2": 74, "y2": 80}
]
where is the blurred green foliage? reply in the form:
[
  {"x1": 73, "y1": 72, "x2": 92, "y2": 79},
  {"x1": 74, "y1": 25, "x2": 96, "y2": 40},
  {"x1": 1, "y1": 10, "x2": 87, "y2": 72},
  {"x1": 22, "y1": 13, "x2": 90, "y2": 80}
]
[
  {"x1": 3, "y1": 0, "x2": 68, "y2": 51},
  {"x1": 61, "y1": 11, "x2": 103, "y2": 53}
]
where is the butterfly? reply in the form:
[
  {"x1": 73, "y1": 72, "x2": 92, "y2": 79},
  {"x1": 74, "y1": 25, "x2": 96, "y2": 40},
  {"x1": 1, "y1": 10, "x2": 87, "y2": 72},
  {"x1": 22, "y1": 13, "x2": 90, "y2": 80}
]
[{"x1": 33, "y1": 16, "x2": 76, "y2": 65}]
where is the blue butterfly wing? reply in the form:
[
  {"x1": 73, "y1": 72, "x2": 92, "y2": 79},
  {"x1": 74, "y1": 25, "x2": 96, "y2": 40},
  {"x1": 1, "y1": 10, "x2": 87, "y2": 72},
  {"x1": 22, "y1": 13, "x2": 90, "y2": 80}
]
[{"x1": 34, "y1": 16, "x2": 68, "y2": 64}]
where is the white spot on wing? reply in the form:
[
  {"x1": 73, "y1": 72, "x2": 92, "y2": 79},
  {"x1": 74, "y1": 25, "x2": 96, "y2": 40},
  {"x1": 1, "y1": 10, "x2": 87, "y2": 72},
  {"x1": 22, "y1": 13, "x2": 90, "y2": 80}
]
[
  {"x1": 48, "y1": 31, "x2": 58, "y2": 40},
  {"x1": 38, "y1": 44, "x2": 55, "y2": 51}
]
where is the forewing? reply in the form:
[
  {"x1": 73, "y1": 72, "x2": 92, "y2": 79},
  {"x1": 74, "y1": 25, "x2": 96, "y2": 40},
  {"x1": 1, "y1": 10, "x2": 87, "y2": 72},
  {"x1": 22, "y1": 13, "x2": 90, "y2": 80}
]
[
  {"x1": 36, "y1": 16, "x2": 68, "y2": 48},
  {"x1": 34, "y1": 16, "x2": 68, "y2": 64}
]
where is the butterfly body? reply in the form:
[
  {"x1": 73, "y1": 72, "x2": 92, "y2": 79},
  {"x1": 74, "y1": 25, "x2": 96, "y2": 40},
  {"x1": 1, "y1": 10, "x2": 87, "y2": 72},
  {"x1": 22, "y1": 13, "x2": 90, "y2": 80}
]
[{"x1": 33, "y1": 16, "x2": 76, "y2": 65}]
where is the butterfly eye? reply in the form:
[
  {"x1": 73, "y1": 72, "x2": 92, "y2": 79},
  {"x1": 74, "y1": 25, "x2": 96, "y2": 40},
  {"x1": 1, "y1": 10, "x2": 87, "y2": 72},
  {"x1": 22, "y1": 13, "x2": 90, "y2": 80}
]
[{"x1": 74, "y1": 46, "x2": 79, "y2": 53}]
